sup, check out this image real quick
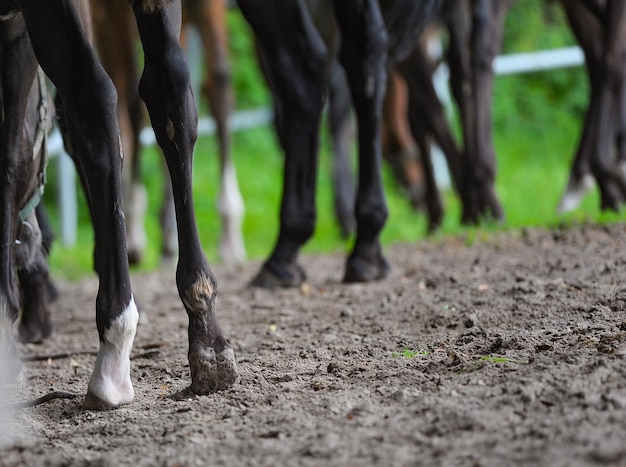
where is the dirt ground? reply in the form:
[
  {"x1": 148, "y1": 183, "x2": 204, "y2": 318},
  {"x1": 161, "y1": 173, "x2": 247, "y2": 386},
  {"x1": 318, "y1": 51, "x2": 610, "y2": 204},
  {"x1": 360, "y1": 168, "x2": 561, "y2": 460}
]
[{"x1": 2, "y1": 222, "x2": 626, "y2": 466}]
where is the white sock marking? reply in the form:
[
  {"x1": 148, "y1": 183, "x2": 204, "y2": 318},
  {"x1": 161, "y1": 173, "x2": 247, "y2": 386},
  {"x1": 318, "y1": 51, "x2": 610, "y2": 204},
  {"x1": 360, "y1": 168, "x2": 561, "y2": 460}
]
[{"x1": 87, "y1": 297, "x2": 139, "y2": 406}]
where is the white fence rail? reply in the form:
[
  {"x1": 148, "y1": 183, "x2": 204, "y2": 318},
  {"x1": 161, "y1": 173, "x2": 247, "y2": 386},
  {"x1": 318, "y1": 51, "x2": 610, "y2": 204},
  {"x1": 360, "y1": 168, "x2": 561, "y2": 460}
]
[{"x1": 48, "y1": 45, "x2": 585, "y2": 246}]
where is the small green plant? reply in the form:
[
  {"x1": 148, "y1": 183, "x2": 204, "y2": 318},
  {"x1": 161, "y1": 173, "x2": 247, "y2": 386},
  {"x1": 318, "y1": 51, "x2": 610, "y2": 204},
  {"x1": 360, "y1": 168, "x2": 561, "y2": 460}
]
[
  {"x1": 479, "y1": 355, "x2": 527, "y2": 364},
  {"x1": 392, "y1": 348, "x2": 430, "y2": 359}
]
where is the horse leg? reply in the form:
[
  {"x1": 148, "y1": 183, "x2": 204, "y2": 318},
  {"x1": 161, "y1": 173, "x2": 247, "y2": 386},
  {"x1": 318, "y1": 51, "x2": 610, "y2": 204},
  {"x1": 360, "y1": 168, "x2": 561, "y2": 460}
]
[
  {"x1": 332, "y1": 0, "x2": 390, "y2": 283},
  {"x1": 0, "y1": 21, "x2": 39, "y2": 381},
  {"x1": 17, "y1": 0, "x2": 138, "y2": 409},
  {"x1": 18, "y1": 245, "x2": 53, "y2": 344},
  {"x1": 238, "y1": 0, "x2": 327, "y2": 288},
  {"x1": 382, "y1": 69, "x2": 425, "y2": 211},
  {"x1": 328, "y1": 59, "x2": 356, "y2": 238},
  {"x1": 558, "y1": 0, "x2": 602, "y2": 213},
  {"x1": 132, "y1": 1, "x2": 237, "y2": 393},
  {"x1": 92, "y1": 0, "x2": 148, "y2": 265},
  {"x1": 466, "y1": 0, "x2": 511, "y2": 222},
  {"x1": 184, "y1": 0, "x2": 245, "y2": 265},
  {"x1": 588, "y1": 0, "x2": 626, "y2": 209},
  {"x1": 444, "y1": 0, "x2": 479, "y2": 223}
]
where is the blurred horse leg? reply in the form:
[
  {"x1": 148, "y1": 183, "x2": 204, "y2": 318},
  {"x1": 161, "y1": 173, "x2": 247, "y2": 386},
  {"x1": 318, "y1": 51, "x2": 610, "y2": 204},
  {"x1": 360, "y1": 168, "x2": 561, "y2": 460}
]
[
  {"x1": 92, "y1": 0, "x2": 148, "y2": 264},
  {"x1": 560, "y1": 0, "x2": 626, "y2": 211},
  {"x1": 184, "y1": 0, "x2": 245, "y2": 264}
]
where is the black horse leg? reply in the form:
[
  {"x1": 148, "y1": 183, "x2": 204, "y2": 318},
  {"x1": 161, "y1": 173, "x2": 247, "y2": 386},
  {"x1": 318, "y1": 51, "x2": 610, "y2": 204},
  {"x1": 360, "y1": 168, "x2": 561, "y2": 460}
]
[
  {"x1": 132, "y1": 2, "x2": 237, "y2": 393},
  {"x1": 588, "y1": 0, "x2": 626, "y2": 209},
  {"x1": 239, "y1": 0, "x2": 328, "y2": 288},
  {"x1": 0, "y1": 20, "x2": 39, "y2": 381},
  {"x1": 331, "y1": 0, "x2": 390, "y2": 283},
  {"x1": 18, "y1": 0, "x2": 137, "y2": 410}
]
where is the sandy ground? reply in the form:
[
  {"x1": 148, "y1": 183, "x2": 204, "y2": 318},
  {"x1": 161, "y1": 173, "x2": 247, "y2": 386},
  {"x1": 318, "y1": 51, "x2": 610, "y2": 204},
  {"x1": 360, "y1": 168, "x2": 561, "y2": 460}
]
[{"x1": 2, "y1": 223, "x2": 626, "y2": 466}]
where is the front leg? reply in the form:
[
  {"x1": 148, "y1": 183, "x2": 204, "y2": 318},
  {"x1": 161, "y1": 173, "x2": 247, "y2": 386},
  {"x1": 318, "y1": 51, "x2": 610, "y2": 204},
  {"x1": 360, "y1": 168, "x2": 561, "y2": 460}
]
[
  {"x1": 19, "y1": 0, "x2": 139, "y2": 409},
  {"x1": 132, "y1": 1, "x2": 237, "y2": 392}
]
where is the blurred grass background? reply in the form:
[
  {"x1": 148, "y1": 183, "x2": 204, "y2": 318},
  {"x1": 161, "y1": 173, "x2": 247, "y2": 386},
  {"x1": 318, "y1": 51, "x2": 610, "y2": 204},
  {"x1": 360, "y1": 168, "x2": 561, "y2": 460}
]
[{"x1": 41, "y1": 1, "x2": 626, "y2": 281}]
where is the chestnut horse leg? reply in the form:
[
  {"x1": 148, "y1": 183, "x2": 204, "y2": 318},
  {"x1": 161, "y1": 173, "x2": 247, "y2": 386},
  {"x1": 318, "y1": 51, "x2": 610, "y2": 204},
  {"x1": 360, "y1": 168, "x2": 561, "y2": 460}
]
[
  {"x1": 92, "y1": 0, "x2": 148, "y2": 264},
  {"x1": 184, "y1": 0, "x2": 245, "y2": 265}
]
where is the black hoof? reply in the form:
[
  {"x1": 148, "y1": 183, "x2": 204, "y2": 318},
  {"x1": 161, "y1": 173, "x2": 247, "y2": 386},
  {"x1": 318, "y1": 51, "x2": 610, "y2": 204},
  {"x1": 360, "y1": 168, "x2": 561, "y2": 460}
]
[
  {"x1": 250, "y1": 260, "x2": 306, "y2": 289},
  {"x1": 127, "y1": 248, "x2": 143, "y2": 266},
  {"x1": 343, "y1": 253, "x2": 390, "y2": 283},
  {"x1": 189, "y1": 347, "x2": 238, "y2": 394},
  {"x1": 18, "y1": 320, "x2": 54, "y2": 344}
]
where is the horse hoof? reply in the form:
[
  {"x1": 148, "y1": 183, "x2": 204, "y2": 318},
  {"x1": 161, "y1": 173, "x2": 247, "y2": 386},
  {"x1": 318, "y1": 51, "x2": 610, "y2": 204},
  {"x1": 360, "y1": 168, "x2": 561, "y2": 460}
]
[
  {"x1": 18, "y1": 321, "x2": 54, "y2": 344},
  {"x1": 0, "y1": 355, "x2": 24, "y2": 384},
  {"x1": 250, "y1": 261, "x2": 306, "y2": 288},
  {"x1": 82, "y1": 391, "x2": 123, "y2": 411},
  {"x1": 343, "y1": 254, "x2": 390, "y2": 283},
  {"x1": 127, "y1": 248, "x2": 143, "y2": 266},
  {"x1": 189, "y1": 347, "x2": 238, "y2": 394}
]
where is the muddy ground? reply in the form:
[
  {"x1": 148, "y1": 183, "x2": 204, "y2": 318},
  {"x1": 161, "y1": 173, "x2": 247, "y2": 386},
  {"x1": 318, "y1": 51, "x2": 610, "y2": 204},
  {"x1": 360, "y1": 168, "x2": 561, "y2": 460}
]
[{"x1": 2, "y1": 223, "x2": 626, "y2": 466}]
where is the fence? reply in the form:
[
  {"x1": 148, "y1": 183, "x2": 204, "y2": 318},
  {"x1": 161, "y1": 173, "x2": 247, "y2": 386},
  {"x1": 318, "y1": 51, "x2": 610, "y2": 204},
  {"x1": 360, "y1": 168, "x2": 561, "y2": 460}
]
[{"x1": 48, "y1": 44, "x2": 585, "y2": 246}]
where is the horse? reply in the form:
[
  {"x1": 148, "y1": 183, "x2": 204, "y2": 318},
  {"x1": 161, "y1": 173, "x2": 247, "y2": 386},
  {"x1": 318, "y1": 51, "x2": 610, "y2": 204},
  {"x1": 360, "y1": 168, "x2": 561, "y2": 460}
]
[
  {"x1": 237, "y1": 0, "x2": 443, "y2": 288},
  {"x1": 0, "y1": 0, "x2": 238, "y2": 410},
  {"x1": 90, "y1": 0, "x2": 245, "y2": 266}
]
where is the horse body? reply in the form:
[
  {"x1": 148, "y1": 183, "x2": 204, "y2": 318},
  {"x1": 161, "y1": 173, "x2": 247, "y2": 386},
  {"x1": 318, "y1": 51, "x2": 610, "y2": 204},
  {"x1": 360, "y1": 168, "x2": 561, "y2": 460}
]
[{"x1": 1, "y1": 0, "x2": 237, "y2": 409}]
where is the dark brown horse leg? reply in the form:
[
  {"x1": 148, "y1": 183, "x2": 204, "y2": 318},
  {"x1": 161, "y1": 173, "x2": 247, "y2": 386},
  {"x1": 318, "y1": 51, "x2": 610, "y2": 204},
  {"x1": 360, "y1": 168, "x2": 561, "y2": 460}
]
[
  {"x1": 466, "y1": 0, "x2": 511, "y2": 222},
  {"x1": 0, "y1": 20, "x2": 39, "y2": 381},
  {"x1": 18, "y1": 0, "x2": 137, "y2": 409},
  {"x1": 559, "y1": 0, "x2": 601, "y2": 213},
  {"x1": 239, "y1": 0, "x2": 328, "y2": 288},
  {"x1": 186, "y1": 0, "x2": 245, "y2": 265},
  {"x1": 132, "y1": 2, "x2": 237, "y2": 393},
  {"x1": 589, "y1": 0, "x2": 626, "y2": 209},
  {"x1": 328, "y1": 59, "x2": 356, "y2": 238},
  {"x1": 332, "y1": 0, "x2": 390, "y2": 283},
  {"x1": 562, "y1": 0, "x2": 626, "y2": 211}
]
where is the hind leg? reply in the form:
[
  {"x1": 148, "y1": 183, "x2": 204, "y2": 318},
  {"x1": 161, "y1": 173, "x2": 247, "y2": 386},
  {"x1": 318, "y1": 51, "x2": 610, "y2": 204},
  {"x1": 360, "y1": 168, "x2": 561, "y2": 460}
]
[
  {"x1": 0, "y1": 24, "x2": 39, "y2": 381},
  {"x1": 332, "y1": 0, "x2": 390, "y2": 283},
  {"x1": 239, "y1": 0, "x2": 328, "y2": 288},
  {"x1": 133, "y1": 1, "x2": 237, "y2": 392}
]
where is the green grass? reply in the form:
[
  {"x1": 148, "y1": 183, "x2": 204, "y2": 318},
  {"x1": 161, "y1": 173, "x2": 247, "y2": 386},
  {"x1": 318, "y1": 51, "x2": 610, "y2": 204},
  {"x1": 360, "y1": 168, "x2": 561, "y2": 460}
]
[{"x1": 39, "y1": 4, "x2": 626, "y2": 280}]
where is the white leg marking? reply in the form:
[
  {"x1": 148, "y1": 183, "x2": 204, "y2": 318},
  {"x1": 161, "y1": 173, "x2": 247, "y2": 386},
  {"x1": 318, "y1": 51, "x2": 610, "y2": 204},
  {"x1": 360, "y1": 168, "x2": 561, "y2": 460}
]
[
  {"x1": 218, "y1": 162, "x2": 246, "y2": 264},
  {"x1": 87, "y1": 297, "x2": 139, "y2": 407},
  {"x1": 126, "y1": 182, "x2": 148, "y2": 257},
  {"x1": 558, "y1": 173, "x2": 595, "y2": 214}
]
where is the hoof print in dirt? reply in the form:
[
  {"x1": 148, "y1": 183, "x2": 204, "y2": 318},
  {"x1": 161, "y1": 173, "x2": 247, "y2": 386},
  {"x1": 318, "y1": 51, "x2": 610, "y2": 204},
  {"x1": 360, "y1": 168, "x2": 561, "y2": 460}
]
[
  {"x1": 250, "y1": 261, "x2": 306, "y2": 289},
  {"x1": 189, "y1": 347, "x2": 238, "y2": 394},
  {"x1": 343, "y1": 254, "x2": 390, "y2": 283}
]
